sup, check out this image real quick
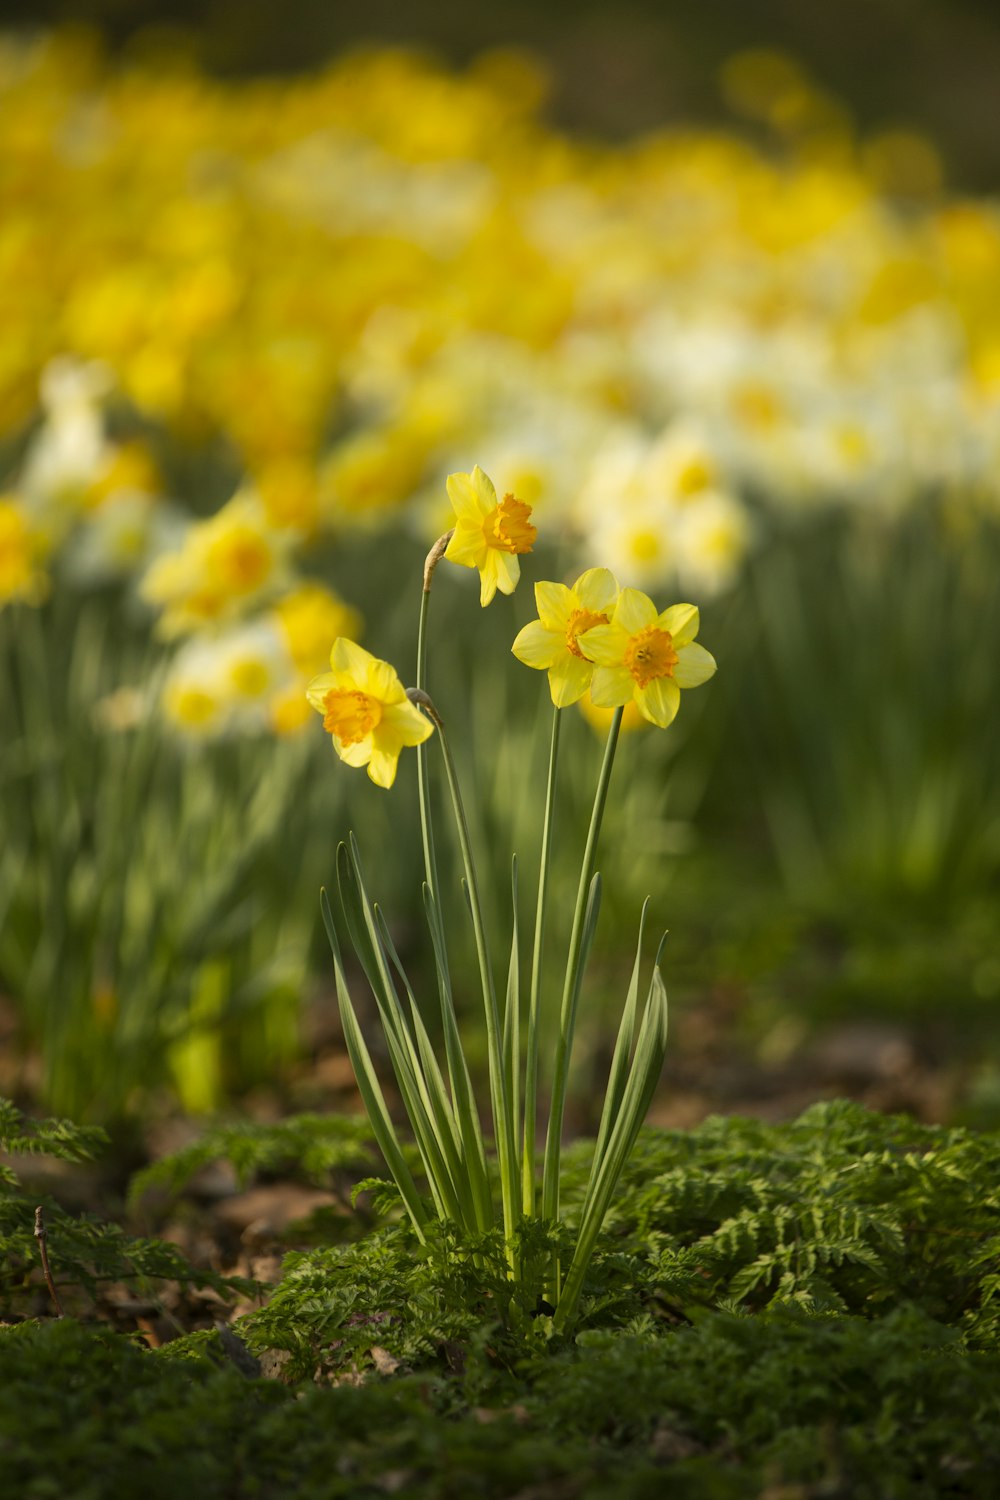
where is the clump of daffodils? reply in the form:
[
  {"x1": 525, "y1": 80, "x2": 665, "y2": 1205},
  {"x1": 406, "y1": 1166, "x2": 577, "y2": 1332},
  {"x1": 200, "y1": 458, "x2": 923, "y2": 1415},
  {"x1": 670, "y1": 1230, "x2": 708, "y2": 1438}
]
[
  {"x1": 2, "y1": 36, "x2": 1000, "y2": 679},
  {"x1": 307, "y1": 468, "x2": 715, "y2": 1330}
]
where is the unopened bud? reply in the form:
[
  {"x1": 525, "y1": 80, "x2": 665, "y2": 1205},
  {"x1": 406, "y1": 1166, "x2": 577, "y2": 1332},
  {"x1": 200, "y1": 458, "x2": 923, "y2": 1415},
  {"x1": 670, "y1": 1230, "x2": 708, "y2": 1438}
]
[
  {"x1": 423, "y1": 531, "x2": 455, "y2": 593},
  {"x1": 406, "y1": 686, "x2": 443, "y2": 726}
]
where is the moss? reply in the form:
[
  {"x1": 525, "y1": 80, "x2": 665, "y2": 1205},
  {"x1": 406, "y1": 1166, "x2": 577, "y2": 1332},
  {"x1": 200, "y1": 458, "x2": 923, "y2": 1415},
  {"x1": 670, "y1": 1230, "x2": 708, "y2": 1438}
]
[{"x1": 4, "y1": 1099, "x2": 1000, "y2": 1497}]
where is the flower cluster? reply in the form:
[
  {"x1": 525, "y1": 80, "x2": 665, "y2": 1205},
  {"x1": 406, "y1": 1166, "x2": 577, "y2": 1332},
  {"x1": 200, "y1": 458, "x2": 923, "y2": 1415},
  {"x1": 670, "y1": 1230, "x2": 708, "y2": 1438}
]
[
  {"x1": 306, "y1": 473, "x2": 715, "y2": 790},
  {"x1": 512, "y1": 572, "x2": 715, "y2": 726}
]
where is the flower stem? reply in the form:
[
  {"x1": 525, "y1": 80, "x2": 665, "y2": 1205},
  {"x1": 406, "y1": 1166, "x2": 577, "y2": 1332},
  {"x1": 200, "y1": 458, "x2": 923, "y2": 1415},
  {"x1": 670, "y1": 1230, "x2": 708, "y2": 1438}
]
[
  {"x1": 541, "y1": 705, "x2": 623, "y2": 1290},
  {"x1": 415, "y1": 550, "x2": 492, "y2": 1235},
  {"x1": 428, "y1": 703, "x2": 521, "y2": 1262},
  {"x1": 522, "y1": 703, "x2": 561, "y2": 1216},
  {"x1": 416, "y1": 534, "x2": 453, "y2": 916}
]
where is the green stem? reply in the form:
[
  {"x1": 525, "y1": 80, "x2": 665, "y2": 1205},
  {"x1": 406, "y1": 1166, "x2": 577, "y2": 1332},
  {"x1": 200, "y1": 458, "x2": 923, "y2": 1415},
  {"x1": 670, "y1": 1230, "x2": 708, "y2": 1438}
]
[
  {"x1": 522, "y1": 703, "x2": 561, "y2": 1216},
  {"x1": 541, "y1": 705, "x2": 623, "y2": 1278},
  {"x1": 416, "y1": 585, "x2": 441, "y2": 923},
  {"x1": 415, "y1": 556, "x2": 492, "y2": 1234},
  {"x1": 430, "y1": 707, "x2": 520, "y2": 1261}
]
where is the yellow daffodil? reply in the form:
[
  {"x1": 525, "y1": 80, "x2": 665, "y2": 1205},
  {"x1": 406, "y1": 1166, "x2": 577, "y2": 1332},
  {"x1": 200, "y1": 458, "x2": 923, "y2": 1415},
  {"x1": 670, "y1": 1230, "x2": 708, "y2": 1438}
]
[
  {"x1": 443, "y1": 466, "x2": 536, "y2": 606},
  {"x1": 578, "y1": 588, "x2": 716, "y2": 728},
  {"x1": 306, "y1": 639, "x2": 433, "y2": 788},
  {"x1": 511, "y1": 567, "x2": 619, "y2": 706}
]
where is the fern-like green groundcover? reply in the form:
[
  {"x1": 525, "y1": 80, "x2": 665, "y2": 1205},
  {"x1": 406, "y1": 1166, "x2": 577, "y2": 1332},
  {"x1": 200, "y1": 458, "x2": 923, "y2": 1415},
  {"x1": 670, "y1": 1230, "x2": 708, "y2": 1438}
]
[{"x1": 3, "y1": 1099, "x2": 1000, "y2": 1498}]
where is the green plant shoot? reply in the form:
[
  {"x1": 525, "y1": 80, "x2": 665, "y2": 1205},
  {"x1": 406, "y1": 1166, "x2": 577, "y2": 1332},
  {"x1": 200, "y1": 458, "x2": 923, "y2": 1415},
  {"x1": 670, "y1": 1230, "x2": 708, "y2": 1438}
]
[{"x1": 308, "y1": 465, "x2": 716, "y2": 1329}]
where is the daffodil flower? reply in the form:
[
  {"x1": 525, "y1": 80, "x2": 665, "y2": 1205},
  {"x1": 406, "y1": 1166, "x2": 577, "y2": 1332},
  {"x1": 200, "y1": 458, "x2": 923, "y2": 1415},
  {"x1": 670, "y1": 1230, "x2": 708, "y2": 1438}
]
[
  {"x1": 511, "y1": 567, "x2": 619, "y2": 707},
  {"x1": 578, "y1": 588, "x2": 716, "y2": 728},
  {"x1": 443, "y1": 465, "x2": 537, "y2": 606},
  {"x1": 306, "y1": 639, "x2": 433, "y2": 788}
]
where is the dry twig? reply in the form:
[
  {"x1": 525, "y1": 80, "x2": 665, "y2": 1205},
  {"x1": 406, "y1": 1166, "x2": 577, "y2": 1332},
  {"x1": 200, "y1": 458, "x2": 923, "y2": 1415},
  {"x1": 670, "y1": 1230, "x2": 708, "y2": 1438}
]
[{"x1": 34, "y1": 1206, "x2": 64, "y2": 1318}]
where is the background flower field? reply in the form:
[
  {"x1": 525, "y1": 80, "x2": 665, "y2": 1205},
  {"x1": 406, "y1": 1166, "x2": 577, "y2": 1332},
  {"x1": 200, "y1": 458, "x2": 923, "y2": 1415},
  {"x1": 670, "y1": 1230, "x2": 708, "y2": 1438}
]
[{"x1": 2, "y1": 11, "x2": 1000, "y2": 1130}]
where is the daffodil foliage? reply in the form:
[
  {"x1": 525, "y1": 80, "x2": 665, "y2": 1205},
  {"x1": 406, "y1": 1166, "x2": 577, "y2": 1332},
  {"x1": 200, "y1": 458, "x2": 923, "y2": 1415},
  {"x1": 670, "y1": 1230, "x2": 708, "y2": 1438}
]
[{"x1": 313, "y1": 473, "x2": 715, "y2": 1328}]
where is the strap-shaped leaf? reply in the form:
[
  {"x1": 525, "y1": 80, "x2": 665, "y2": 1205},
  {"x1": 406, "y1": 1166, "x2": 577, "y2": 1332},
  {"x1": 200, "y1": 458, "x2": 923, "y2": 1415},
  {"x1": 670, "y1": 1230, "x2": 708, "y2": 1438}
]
[
  {"x1": 590, "y1": 904, "x2": 654, "y2": 1181},
  {"x1": 338, "y1": 838, "x2": 405, "y2": 1030},
  {"x1": 374, "y1": 904, "x2": 482, "y2": 1232},
  {"x1": 319, "y1": 889, "x2": 427, "y2": 1240},
  {"x1": 422, "y1": 883, "x2": 493, "y2": 1232},
  {"x1": 555, "y1": 946, "x2": 669, "y2": 1329},
  {"x1": 337, "y1": 843, "x2": 463, "y2": 1224}
]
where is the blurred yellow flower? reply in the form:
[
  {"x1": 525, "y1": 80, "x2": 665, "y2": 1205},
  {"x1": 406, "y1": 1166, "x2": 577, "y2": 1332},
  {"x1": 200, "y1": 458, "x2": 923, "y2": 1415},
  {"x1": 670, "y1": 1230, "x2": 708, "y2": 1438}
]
[
  {"x1": 83, "y1": 440, "x2": 161, "y2": 511},
  {"x1": 511, "y1": 567, "x2": 618, "y2": 706},
  {"x1": 163, "y1": 680, "x2": 224, "y2": 736},
  {"x1": 306, "y1": 639, "x2": 433, "y2": 788},
  {"x1": 579, "y1": 589, "x2": 716, "y2": 728},
  {"x1": 255, "y1": 457, "x2": 322, "y2": 537},
  {"x1": 142, "y1": 492, "x2": 287, "y2": 636},
  {"x1": 444, "y1": 465, "x2": 536, "y2": 606},
  {"x1": 273, "y1": 582, "x2": 362, "y2": 676},
  {"x1": 0, "y1": 496, "x2": 48, "y2": 606},
  {"x1": 270, "y1": 685, "x2": 314, "y2": 738}
]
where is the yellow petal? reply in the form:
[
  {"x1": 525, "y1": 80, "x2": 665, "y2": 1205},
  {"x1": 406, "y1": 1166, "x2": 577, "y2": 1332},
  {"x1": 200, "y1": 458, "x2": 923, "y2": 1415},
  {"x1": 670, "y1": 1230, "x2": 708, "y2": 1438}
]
[
  {"x1": 382, "y1": 699, "x2": 435, "y2": 747},
  {"x1": 330, "y1": 637, "x2": 375, "y2": 682},
  {"x1": 573, "y1": 567, "x2": 618, "y2": 614},
  {"x1": 333, "y1": 735, "x2": 373, "y2": 768},
  {"x1": 635, "y1": 677, "x2": 680, "y2": 727},
  {"x1": 614, "y1": 587, "x2": 658, "y2": 635},
  {"x1": 305, "y1": 670, "x2": 337, "y2": 713},
  {"x1": 548, "y1": 653, "x2": 593, "y2": 707},
  {"x1": 470, "y1": 465, "x2": 499, "y2": 508},
  {"x1": 534, "y1": 580, "x2": 575, "y2": 631},
  {"x1": 673, "y1": 641, "x2": 717, "y2": 688},
  {"x1": 447, "y1": 467, "x2": 495, "y2": 521},
  {"x1": 491, "y1": 550, "x2": 520, "y2": 599},
  {"x1": 657, "y1": 603, "x2": 699, "y2": 646},
  {"x1": 367, "y1": 744, "x2": 401, "y2": 788},
  {"x1": 512, "y1": 620, "x2": 564, "y2": 669},
  {"x1": 589, "y1": 664, "x2": 634, "y2": 706},
  {"x1": 479, "y1": 549, "x2": 501, "y2": 606},
  {"x1": 363, "y1": 654, "x2": 405, "y2": 705},
  {"x1": 445, "y1": 518, "x2": 488, "y2": 569},
  {"x1": 576, "y1": 620, "x2": 629, "y2": 666}
]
